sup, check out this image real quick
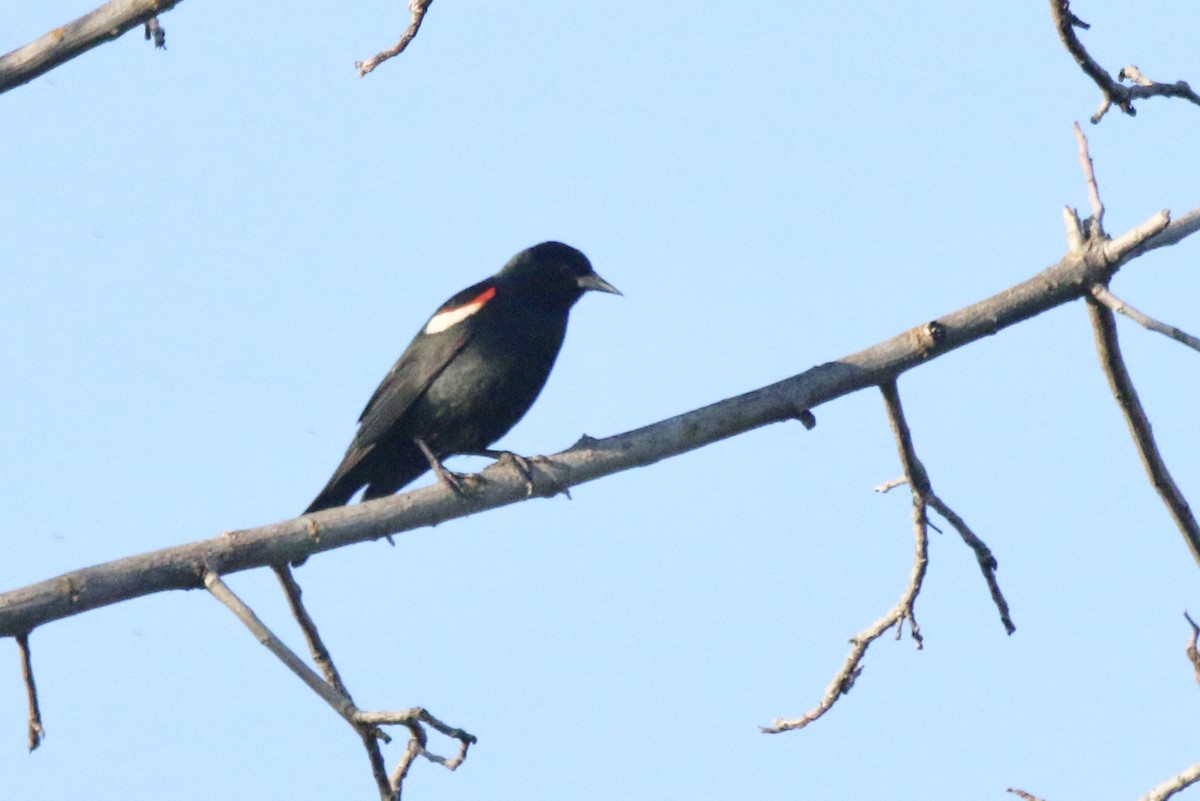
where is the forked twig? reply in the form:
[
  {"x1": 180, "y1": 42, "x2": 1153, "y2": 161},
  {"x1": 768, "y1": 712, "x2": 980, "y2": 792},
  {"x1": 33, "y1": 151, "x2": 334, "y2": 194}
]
[
  {"x1": 205, "y1": 570, "x2": 474, "y2": 799},
  {"x1": 765, "y1": 380, "x2": 1016, "y2": 733},
  {"x1": 1050, "y1": 0, "x2": 1200, "y2": 122}
]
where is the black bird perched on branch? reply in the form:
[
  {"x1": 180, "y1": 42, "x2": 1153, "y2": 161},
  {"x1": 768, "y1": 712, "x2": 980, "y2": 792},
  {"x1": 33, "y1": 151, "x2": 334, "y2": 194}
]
[{"x1": 304, "y1": 241, "x2": 620, "y2": 514}]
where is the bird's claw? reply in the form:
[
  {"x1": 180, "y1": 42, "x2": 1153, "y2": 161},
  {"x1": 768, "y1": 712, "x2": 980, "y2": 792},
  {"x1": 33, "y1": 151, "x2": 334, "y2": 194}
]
[
  {"x1": 496, "y1": 452, "x2": 539, "y2": 497},
  {"x1": 436, "y1": 466, "x2": 473, "y2": 497}
]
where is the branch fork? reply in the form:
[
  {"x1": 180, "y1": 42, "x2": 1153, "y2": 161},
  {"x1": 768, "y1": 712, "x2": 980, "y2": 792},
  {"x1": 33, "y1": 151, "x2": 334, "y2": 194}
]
[{"x1": 205, "y1": 569, "x2": 473, "y2": 800}]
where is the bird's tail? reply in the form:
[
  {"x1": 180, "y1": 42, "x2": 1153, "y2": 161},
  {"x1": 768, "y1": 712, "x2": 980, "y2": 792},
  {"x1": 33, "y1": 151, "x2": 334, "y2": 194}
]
[
  {"x1": 303, "y1": 442, "x2": 431, "y2": 515},
  {"x1": 303, "y1": 479, "x2": 360, "y2": 515}
]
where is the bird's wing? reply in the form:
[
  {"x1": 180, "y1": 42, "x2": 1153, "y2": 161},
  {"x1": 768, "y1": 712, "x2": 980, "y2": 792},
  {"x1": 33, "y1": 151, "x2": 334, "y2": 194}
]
[
  {"x1": 308, "y1": 280, "x2": 497, "y2": 507},
  {"x1": 355, "y1": 278, "x2": 496, "y2": 437},
  {"x1": 354, "y1": 322, "x2": 475, "y2": 441}
]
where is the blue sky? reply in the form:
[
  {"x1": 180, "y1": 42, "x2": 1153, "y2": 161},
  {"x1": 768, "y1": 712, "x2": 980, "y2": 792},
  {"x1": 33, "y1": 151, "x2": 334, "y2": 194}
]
[{"x1": 2, "y1": 2, "x2": 1199, "y2": 799}]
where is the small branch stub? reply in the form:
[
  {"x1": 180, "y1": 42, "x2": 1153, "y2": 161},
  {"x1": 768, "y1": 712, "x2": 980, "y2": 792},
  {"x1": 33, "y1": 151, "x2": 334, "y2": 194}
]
[
  {"x1": 17, "y1": 633, "x2": 45, "y2": 751},
  {"x1": 1185, "y1": 611, "x2": 1200, "y2": 687}
]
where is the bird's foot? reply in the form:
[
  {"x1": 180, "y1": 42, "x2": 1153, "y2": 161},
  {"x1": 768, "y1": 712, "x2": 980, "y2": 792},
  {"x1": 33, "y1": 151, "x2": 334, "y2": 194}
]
[
  {"x1": 434, "y1": 465, "x2": 472, "y2": 497},
  {"x1": 415, "y1": 437, "x2": 474, "y2": 498},
  {"x1": 474, "y1": 449, "x2": 569, "y2": 498}
]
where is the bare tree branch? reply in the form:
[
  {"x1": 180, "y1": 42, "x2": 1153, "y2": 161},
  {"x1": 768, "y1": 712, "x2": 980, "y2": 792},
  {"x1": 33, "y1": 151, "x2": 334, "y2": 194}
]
[
  {"x1": 0, "y1": 0, "x2": 180, "y2": 95},
  {"x1": 2, "y1": 202, "x2": 1199, "y2": 637},
  {"x1": 357, "y1": 0, "x2": 434, "y2": 78},
  {"x1": 1062, "y1": 122, "x2": 1200, "y2": 566},
  {"x1": 761, "y1": 382, "x2": 931, "y2": 734},
  {"x1": 759, "y1": 496, "x2": 927, "y2": 735},
  {"x1": 204, "y1": 571, "x2": 361, "y2": 726},
  {"x1": 1050, "y1": 0, "x2": 1200, "y2": 123},
  {"x1": 1137, "y1": 760, "x2": 1200, "y2": 801},
  {"x1": 764, "y1": 380, "x2": 1013, "y2": 732},
  {"x1": 1090, "y1": 285, "x2": 1200, "y2": 354},
  {"x1": 272, "y1": 565, "x2": 353, "y2": 698},
  {"x1": 270, "y1": 565, "x2": 396, "y2": 799},
  {"x1": 1087, "y1": 298, "x2": 1200, "y2": 566},
  {"x1": 927, "y1": 494, "x2": 1015, "y2": 635},
  {"x1": 207, "y1": 571, "x2": 470, "y2": 800}
]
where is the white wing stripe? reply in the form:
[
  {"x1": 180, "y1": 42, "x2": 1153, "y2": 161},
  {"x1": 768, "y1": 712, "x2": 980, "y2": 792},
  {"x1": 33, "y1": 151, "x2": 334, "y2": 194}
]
[{"x1": 423, "y1": 287, "x2": 496, "y2": 334}]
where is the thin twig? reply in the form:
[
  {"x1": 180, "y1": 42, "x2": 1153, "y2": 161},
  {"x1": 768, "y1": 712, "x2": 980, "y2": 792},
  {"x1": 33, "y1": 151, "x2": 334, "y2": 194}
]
[
  {"x1": 206, "y1": 571, "x2": 475, "y2": 799},
  {"x1": 1086, "y1": 300, "x2": 1200, "y2": 566},
  {"x1": 204, "y1": 571, "x2": 360, "y2": 724},
  {"x1": 1073, "y1": 121, "x2": 1105, "y2": 235},
  {"x1": 1050, "y1": 0, "x2": 1200, "y2": 122},
  {"x1": 759, "y1": 514, "x2": 927, "y2": 734},
  {"x1": 1185, "y1": 612, "x2": 1200, "y2": 687},
  {"x1": 272, "y1": 565, "x2": 352, "y2": 698},
  {"x1": 271, "y1": 564, "x2": 394, "y2": 798},
  {"x1": 1007, "y1": 790, "x2": 1049, "y2": 801},
  {"x1": 1090, "y1": 286, "x2": 1200, "y2": 354},
  {"x1": 357, "y1": 0, "x2": 433, "y2": 77},
  {"x1": 205, "y1": 571, "x2": 398, "y2": 799},
  {"x1": 362, "y1": 708, "x2": 476, "y2": 796},
  {"x1": 875, "y1": 476, "x2": 908, "y2": 493},
  {"x1": 761, "y1": 382, "x2": 931, "y2": 734},
  {"x1": 927, "y1": 495, "x2": 1016, "y2": 634},
  {"x1": 16, "y1": 633, "x2": 44, "y2": 751}
]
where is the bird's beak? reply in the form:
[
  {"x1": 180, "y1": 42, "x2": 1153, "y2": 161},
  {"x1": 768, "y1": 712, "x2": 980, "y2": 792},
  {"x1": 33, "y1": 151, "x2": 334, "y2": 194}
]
[{"x1": 577, "y1": 272, "x2": 622, "y2": 296}]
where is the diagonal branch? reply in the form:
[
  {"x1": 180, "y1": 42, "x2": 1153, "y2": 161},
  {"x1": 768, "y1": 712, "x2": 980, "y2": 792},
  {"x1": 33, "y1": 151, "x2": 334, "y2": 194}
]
[
  {"x1": 1090, "y1": 286, "x2": 1200, "y2": 354},
  {"x1": 1007, "y1": 790, "x2": 1049, "y2": 801},
  {"x1": 206, "y1": 571, "x2": 472, "y2": 800},
  {"x1": 272, "y1": 565, "x2": 353, "y2": 698},
  {"x1": 1050, "y1": 0, "x2": 1200, "y2": 123},
  {"x1": 204, "y1": 571, "x2": 362, "y2": 726},
  {"x1": 927, "y1": 495, "x2": 1015, "y2": 634},
  {"x1": 1086, "y1": 299, "x2": 1200, "y2": 565},
  {"x1": 1137, "y1": 758, "x2": 1200, "y2": 801},
  {"x1": 3, "y1": 203, "x2": 1199, "y2": 637},
  {"x1": 357, "y1": 0, "x2": 434, "y2": 78},
  {"x1": 269, "y1": 564, "x2": 394, "y2": 798},
  {"x1": 0, "y1": 0, "x2": 180, "y2": 95}
]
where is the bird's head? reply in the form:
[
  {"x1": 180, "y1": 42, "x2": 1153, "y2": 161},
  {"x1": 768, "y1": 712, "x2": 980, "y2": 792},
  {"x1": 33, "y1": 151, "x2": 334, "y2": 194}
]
[{"x1": 499, "y1": 241, "x2": 621, "y2": 307}]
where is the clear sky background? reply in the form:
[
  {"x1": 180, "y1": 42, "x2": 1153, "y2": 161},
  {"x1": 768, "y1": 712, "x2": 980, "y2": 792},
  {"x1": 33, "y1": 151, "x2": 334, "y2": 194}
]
[{"x1": 2, "y1": 2, "x2": 1199, "y2": 799}]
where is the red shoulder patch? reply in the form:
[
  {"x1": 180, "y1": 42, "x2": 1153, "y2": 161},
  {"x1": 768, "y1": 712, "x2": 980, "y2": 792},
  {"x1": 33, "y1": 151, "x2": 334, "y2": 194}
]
[{"x1": 424, "y1": 286, "x2": 496, "y2": 334}]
